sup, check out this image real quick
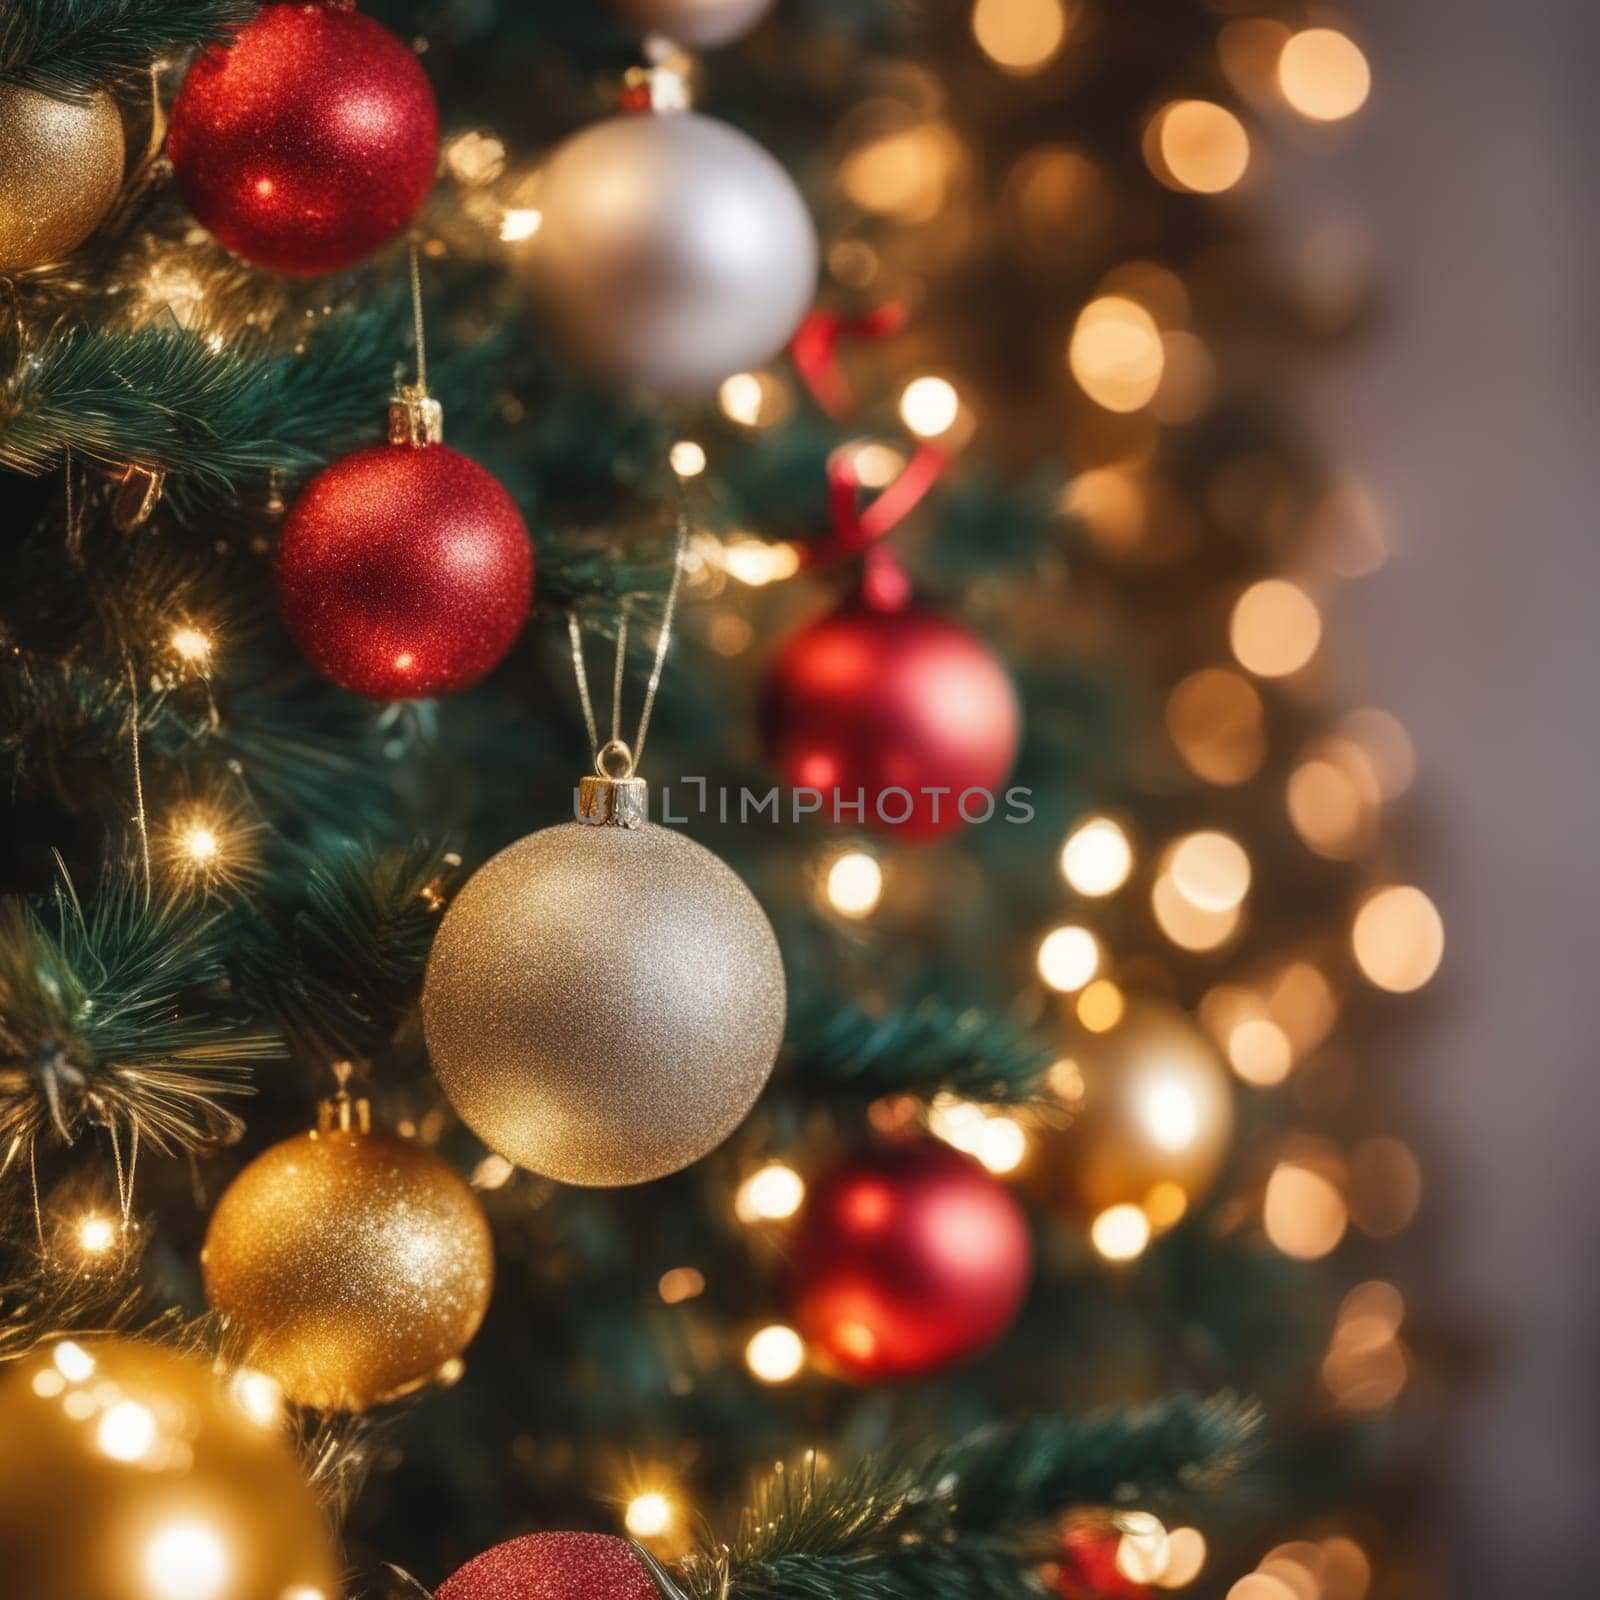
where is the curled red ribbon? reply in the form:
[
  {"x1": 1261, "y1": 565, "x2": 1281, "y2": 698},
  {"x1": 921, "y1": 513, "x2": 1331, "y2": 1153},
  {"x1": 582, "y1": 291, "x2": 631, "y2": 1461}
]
[{"x1": 790, "y1": 303, "x2": 908, "y2": 420}]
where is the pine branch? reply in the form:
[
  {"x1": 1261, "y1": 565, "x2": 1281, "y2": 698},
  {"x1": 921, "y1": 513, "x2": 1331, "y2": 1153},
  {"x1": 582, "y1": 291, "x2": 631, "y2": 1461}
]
[
  {"x1": 0, "y1": 299, "x2": 413, "y2": 509},
  {"x1": 0, "y1": 0, "x2": 252, "y2": 98},
  {"x1": 0, "y1": 866, "x2": 269, "y2": 1156},
  {"x1": 236, "y1": 840, "x2": 449, "y2": 1062},
  {"x1": 786, "y1": 995, "x2": 1055, "y2": 1106},
  {"x1": 681, "y1": 1396, "x2": 1262, "y2": 1600}
]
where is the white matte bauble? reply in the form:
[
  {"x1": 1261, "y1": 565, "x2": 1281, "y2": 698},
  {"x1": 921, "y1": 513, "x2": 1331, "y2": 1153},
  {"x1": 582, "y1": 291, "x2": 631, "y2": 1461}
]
[
  {"x1": 611, "y1": 0, "x2": 776, "y2": 48},
  {"x1": 530, "y1": 110, "x2": 817, "y2": 392},
  {"x1": 422, "y1": 818, "x2": 786, "y2": 1186}
]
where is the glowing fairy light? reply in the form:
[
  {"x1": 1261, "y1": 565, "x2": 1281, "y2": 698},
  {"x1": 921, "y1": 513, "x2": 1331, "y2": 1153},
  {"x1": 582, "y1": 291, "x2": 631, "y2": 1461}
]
[
  {"x1": 669, "y1": 440, "x2": 707, "y2": 477},
  {"x1": 77, "y1": 1215, "x2": 116, "y2": 1253},
  {"x1": 746, "y1": 1324, "x2": 806, "y2": 1383},
  {"x1": 169, "y1": 626, "x2": 213, "y2": 666},
  {"x1": 141, "y1": 1520, "x2": 231, "y2": 1600},
  {"x1": 1278, "y1": 29, "x2": 1371, "y2": 123},
  {"x1": 97, "y1": 1400, "x2": 159, "y2": 1463},
  {"x1": 1352, "y1": 885, "x2": 1444, "y2": 992},
  {"x1": 721, "y1": 535, "x2": 801, "y2": 586},
  {"x1": 54, "y1": 1342, "x2": 96, "y2": 1383},
  {"x1": 1060, "y1": 815, "x2": 1132, "y2": 896},
  {"x1": 499, "y1": 208, "x2": 542, "y2": 242},
  {"x1": 1091, "y1": 1204, "x2": 1151, "y2": 1262},
  {"x1": 824, "y1": 850, "x2": 884, "y2": 917},
  {"x1": 899, "y1": 376, "x2": 961, "y2": 439},
  {"x1": 624, "y1": 1492, "x2": 675, "y2": 1539},
  {"x1": 183, "y1": 825, "x2": 220, "y2": 865},
  {"x1": 1068, "y1": 296, "x2": 1164, "y2": 411},
  {"x1": 735, "y1": 1163, "x2": 806, "y2": 1223},
  {"x1": 1037, "y1": 924, "x2": 1101, "y2": 992},
  {"x1": 228, "y1": 1368, "x2": 284, "y2": 1430}
]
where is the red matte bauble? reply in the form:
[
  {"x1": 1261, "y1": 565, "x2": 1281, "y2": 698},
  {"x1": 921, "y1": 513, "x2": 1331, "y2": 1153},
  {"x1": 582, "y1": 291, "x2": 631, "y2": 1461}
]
[
  {"x1": 789, "y1": 1140, "x2": 1032, "y2": 1381},
  {"x1": 277, "y1": 442, "x2": 533, "y2": 700},
  {"x1": 168, "y1": 2, "x2": 438, "y2": 275},
  {"x1": 763, "y1": 600, "x2": 1021, "y2": 842},
  {"x1": 437, "y1": 1533, "x2": 659, "y2": 1600}
]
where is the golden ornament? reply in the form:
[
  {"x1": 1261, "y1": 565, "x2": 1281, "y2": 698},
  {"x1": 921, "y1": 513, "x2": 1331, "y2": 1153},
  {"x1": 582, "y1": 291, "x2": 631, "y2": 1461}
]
[
  {"x1": 1027, "y1": 1001, "x2": 1234, "y2": 1229},
  {"x1": 0, "y1": 83, "x2": 124, "y2": 272},
  {"x1": 422, "y1": 775, "x2": 786, "y2": 1187},
  {"x1": 202, "y1": 1096, "x2": 494, "y2": 1410},
  {"x1": 0, "y1": 1336, "x2": 338, "y2": 1600}
]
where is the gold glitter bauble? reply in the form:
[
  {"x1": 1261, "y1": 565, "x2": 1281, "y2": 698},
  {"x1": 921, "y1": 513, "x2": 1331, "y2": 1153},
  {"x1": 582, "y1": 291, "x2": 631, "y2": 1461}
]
[
  {"x1": 0, "y1": 1337, "x2": 338, "y2": 1600},
  {"x1": 1027, "y1": 1001, "x2": 1234, "y2": 1226},
  {"x1": 0, "y1": 83, "x2": 124, "y2": 272},
  {"x1": 202, "y1": 1101, "x2": 494, "y2": 1410},
  {"x1": 422, "y1": 818, "x2": 786, "y2": 1186}
]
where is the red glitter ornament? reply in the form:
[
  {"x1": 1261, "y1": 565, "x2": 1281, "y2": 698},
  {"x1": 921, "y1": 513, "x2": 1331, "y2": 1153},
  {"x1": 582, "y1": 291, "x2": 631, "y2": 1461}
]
[
  {"x1": 788, "y1": 1140, "x2": 1032, "y2": 1381},
  {"x1": 762, "y1": 596, "x2": 1021, "y2": 842},
  {"x1": 436, "y1": 1533, "x2": 660, "y2": 1600},
  {"x1": 168, "y1": 2, "x2": 438, "y2": 276},
  {"x1": 277, "y1": 439, "x2": 533, "y2": 701}
]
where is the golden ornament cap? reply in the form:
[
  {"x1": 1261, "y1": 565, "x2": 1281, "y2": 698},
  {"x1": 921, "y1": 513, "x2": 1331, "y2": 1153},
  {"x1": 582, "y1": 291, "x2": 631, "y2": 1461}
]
[
  {"x1": 388, "y1": 382, "x2": 444, "y2": 447},
  {"x1": 577, "y1": 739, "x2": 649, "y2": 828}
]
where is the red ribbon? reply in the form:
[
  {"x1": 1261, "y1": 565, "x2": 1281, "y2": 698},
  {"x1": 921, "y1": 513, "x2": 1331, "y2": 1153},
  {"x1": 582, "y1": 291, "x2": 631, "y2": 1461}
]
[{"x1": 790, "y1": 303, "x2": 908, "y2": 420}]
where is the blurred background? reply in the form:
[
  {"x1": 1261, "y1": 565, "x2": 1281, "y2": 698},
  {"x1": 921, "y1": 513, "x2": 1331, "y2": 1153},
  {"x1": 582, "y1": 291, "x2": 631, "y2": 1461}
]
[{"x1": 1281, "y1": 1, "x2": 1600, "y2": 1590}]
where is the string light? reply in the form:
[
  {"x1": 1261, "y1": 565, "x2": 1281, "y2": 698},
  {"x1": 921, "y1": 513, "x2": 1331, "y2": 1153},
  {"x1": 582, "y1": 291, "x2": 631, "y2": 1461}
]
[
  {"x1": 142, "y1": 1520, "x2": 231, "y2": 1600},
  {"x1": 499, "y1": 208, "x2": 542, "y2": 241},
  {"x1": 823, "y1": 850, "x2": 884, "y2": 917},
  {"x1": 899, "y1": 375, "x2": 961, "y2": 438},
  {"x1": 1090, "y1": 1203, "x2": 1151, "y2": 1261},
  {"x1": 735, "y1": 1162, "x2": 806, "y2": 1223},
  {"x1": 1153, "y1": 1527, "x2": 1207, "y2": 1588},
  {"x1": 169, "y1": 626, "x2": 213, "y2": 667},
  {"x1": 1168, "y1": 831, "x2": 1251, "y2": 912},
  {"x1": 228, "y1": 1368, "x2": 284, "y2": 1430},
  {"x1": 1076, "y1": 978, "x2": 1125, "y2": 1032},
  {"x1": 1263, "y1": 1159, "x2": 1348, "y2": 1260},
  {"x1": 54, "y1": 1342, "x2": 96, "y2": 1382},
  {"x1": 720, "y1": 535, "x2": 801, "y2": 586},
  {"x1": 623, "y1": 1492, "x2": 676, "y2": 1539},
  {"x1": 1166, "y1": 667, "x2": 1266, "y2": 785},
  {"x1": 76, "y1": 1214, "x2": 116, "y2": 1253},
  {"x1": 746, "y1": 1324, "x2": 806, "y2": 1383},
  {"x1": 1036, "y1": 924, "x2": 1101, "y2": 991},
  {"x1": 1114, "y1": 1513, "x2": 1170, "y2": 1583},
  {"x1": 657, "y1": 1267, "x2": 705, "y2": 1304},
  {"x1": 97, "y1": 1399, "x2": 159, "y2": 1463},
  {"x1": 669, "y1": 440, "x2": 707, "y2": 477},
  {"x1": 718, "y1": 370, "x2": 788, "y2": 428},
  {"x1": 1060, "y1": 815, "x2": 1132, "y2": 896}
]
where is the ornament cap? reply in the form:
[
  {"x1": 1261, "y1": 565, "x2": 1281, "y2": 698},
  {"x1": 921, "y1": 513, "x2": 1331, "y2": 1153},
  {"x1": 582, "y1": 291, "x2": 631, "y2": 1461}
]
[
  {"x1": 577, "y1": 773, "x2": 650, "y2": 828},
  {"x1": 388, "y1": 383, "x2": 444, "y2": 447},
  {"x1": 317, "y1": 1091, "x2": 372, "y2": 1135},
  {"x1": 620, "y1": 65, "x2": 692, "y2": 113}
]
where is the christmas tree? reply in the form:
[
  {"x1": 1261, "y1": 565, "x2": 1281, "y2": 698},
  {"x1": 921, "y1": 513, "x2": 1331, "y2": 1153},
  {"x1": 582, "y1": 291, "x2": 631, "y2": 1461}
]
[{"x1": 0, "y1": 3, "x2": 1437, "y2": 1598}]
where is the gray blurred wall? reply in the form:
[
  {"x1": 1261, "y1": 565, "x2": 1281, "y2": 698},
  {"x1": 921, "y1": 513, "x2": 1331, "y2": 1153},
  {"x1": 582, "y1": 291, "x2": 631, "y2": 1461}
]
[{"x1": 1278, "y1": 1, "x2": 1600, "y2": 1590}]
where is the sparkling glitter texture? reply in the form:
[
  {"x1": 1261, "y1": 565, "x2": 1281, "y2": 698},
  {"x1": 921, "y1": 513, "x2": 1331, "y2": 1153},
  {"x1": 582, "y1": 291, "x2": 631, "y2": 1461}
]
[
  {"x1": 276, "y1": 441, "x2": 533, "y2": 701},
  {"x1": 763, "y1": 601, "x2": 1022, "y2": 842},
  {"x1": 437, "y1": 1532, "x2": 660, "y2": 1600},
  {"x1": 789, "y1": 1140, "x2": 1033, "y2": 1381},
  {"x1": 0, "y1": 1337, "x2": 338, "y2": 1600},
  {"x1": 0, "y1": 83, "x2": 124, "y2": 272},
  {"x1": 168, "y1": 2, "x2": 439, "y2": 276},
  {"x1": 422, "y1": 819, "x2": 787, "y2": 1187},
  {"x1": 202, "y1": 1114, "x2": 494, "y2": 1411}
]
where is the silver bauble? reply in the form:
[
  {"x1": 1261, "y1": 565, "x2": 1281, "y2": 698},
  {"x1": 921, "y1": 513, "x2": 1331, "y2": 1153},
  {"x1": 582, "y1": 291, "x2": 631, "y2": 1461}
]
[
  {"x1": 422, "y1": 819, "x2": 786, "y2": 1186},
  {"x1": 611, "y1": 0, "x2": 776, "y2": 48},
  {"x1": 530, "y1": 110, "x2": 817, "y2": 392}
]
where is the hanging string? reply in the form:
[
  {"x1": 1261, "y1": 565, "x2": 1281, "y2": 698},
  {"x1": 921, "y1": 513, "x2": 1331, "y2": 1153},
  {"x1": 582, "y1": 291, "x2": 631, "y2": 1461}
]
[
  {"x1": 566, "y1": 478, "x2": 690, "y2": 777},
  {"x1": 408, "y1": 239, "x2": 428, "y2": 393},
  {"x1": 125, "y1": 656, "x2": 152, "y2": 901},
  {"x1": 29, "y1": 1140, "x2": 45, "y2": 1257}
]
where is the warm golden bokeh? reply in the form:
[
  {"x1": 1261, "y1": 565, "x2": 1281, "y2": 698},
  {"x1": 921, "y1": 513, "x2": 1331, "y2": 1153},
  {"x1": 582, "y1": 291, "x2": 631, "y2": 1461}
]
[
  {"x1": 1068, "y1": 295, "x2": 1165, "y2": 411},
  {"x1": 1230, "y1": 578, "x2": 1322, "y2": 677},
  {"x1": 1351, "y1": 885, "x2": 1444, "y2": 992},
  {"x1": 971, "y1": 0, "x2": 1073, "y2": 75},
  {"x1": 1146, "y1": 100, "x2": 1250, "y2": 193},
  {"x1": 1060, "y1": 815, "x2": 1134, "y2": 896},
  {"x1": 1166, "y1": 667, "x2": 1267, "y2": 784},
  {"x1": 1278, "y1": 29, "x2": 1372, "y2": 122}
]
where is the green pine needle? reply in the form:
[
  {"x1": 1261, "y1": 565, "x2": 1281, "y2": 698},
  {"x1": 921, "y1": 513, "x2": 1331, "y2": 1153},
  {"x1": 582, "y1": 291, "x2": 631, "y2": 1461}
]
[{"x1": 0, "y1": 0, "x2": 252, "y2": 98}]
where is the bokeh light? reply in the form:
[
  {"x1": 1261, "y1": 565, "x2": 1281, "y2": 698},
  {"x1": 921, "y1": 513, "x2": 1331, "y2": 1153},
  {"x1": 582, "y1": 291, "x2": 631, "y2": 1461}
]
[
  {"x1": 1166, "y1": 668, "x2": 1266, "y2": 785},
  {"x1": 1168, "y1": 831, "x2": 1251, "y2": 912},
  {"x1": 1060, "y1": 816, "x2": 1133, "y2": 896},
  {"x1": 1351, "y1": 885, "x2": 1444, "y2": 992},
  {"x1": 735, "y1": 1163, "x2": 807, "y2": 1223},
  {"x1": 1279, "y1": 29, "x2": 1371, "y2": 122},
  {"x1": 900, "y1": 375, "x2": 962, "y2": 438},
  {"x1": 1231, "y1": 579, "x2": 1322, "y2": 677},
  {"x1": 1069, "y1": 296, "x2": 1165, "y2": 412},
  {"x1": 1091, "y1": 1203, "x2": 1151, "y2": 1261},
  {"x1": 824, "y1": 850, "x2": 885, "y2": 917},
  {"x1": 1263, "y1": 1160, "x2": 1348, "y2": 1259},
  {"x1": 971, "y1": 0, "x2": 1072, "y2": 76},
  {"x1": 1146, "y1": 100, "x2": 1250, "y2": 194},
  {"x1": 746, "y1": 1324, "x2": 806, "y2": 1383},
  {"x1": 1037, "y1": 925, "x2": 1101, "y2": 991},
  {"x1": 624, "y1": 1492, "x2": 675, "y2": 1539}
]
